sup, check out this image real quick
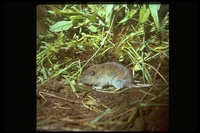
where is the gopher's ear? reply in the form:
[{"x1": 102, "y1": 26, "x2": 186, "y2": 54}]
[
  {"x1": 83, "y1": 63, "x2": 92, "y2": 70},
  {"x1": 83, "y1": 62, "x2": 98, "y2": 70},
  {"x1": 90, "y1": 63, "x2": 96, "y2": 66},
  {"x1": 88, "y1": 63, "x2": 98, "y2": 68}
]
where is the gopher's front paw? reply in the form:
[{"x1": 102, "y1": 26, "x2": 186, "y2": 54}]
[{"x1": 92, "y1": 86, "x2": 103, "y2": 90}]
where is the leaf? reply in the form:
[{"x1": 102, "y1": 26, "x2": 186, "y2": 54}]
[
  {"x1": 127, "y1": 107, "x2": 138, "y2": 123},
  {"x1": 50, "y1": 21, "x2": 73, "y2": 32},
  {"x1": 66, "y1": 78, "x2": 76, "y2": 93},
  {"x1": 118, "y1": 8, "x2": 137, "y2": 24},
  {"x1": 134, "y1": 63, "x2": 141, "y2": 71},
  {"x1": 87, "y1": 25, "x2": 98, "y2": 33},
  {"x1": 106, "y1": 4, "x2": 113, "y2": 18},
  {"x1": 139, "y1": 89, "x2": 156, "y2": 97},
  {"x1": 140, "y1": 103, "x2": 168, "y2": 107},
  {"x1": 139, "y1": 5, "x2": 150, "y2": 24},
  {"x1": 149, "y1": 4, "x2": 161, "y2": 30},
  {"x1": 119, "y1": 55, "x2": 124, "y2": 62},
  {"x1": 88, "y1": 4, "x2": 100, "y2": 14},
  {"x1": 96, "y1": 6, "x2": 106, "y2": 17},
  {"x1": 105, "y1": 5, "x2": 114, "y2": 27},
  {"x1": 90, "y1": 108, "x2": 112, "y2": 124}
]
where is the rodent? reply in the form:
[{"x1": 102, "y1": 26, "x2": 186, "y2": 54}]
[{"x1": 80, "y1": 62, "x2": 151, "y2": 91}]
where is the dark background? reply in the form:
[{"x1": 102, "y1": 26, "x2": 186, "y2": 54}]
[{"x1": 3, "y1": 2, "x2": 197, "y2": 131}]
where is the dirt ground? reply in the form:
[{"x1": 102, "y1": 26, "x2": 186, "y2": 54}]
[{"x1": 37, "y1": 69, "x2": 169, "y2": 131}]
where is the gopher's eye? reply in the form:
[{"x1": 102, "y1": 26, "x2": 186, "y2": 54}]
[{"x1": 90, "y1": 70, "x2": 95, "y2": 75}]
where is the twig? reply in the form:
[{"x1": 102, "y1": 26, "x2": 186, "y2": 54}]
[{"x1": 38, "y1": 91, "x2": 79, "y2": 103}]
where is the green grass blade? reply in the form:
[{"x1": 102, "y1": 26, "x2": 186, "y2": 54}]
[{"x1": 90, "y1": 108, "x2": 112, "y2": 124}]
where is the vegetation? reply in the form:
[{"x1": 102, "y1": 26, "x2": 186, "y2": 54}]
[{"x1": 37, "y1": 4, "x2": 169, "y2": 131}]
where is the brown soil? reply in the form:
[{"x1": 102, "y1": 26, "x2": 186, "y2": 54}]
[
  {"x1": 37, "y1": 77, "x2": 168, "y2": 131},
  {"x1": 36, "y1": 5, "x2": 169, "y2": 131}
]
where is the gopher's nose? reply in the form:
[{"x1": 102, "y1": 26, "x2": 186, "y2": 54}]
[
  {"x1": 79, "y1": 77, "x2": 86, "y2": 86},
  {"x1": 80, "y1": 77, "x2": 84, "y2": 83}
]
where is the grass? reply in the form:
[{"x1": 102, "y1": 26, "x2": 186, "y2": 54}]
[
  {"x1": 37, "y1": 4, "x2": 169, "y2": 84},
  {"x1": 37, "y1": 4, "x2": 169, "y2": 131}
]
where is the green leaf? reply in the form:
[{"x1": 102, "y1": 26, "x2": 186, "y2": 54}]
[
  {"x1": 139, "y1": 89, "x2": 156, "y2": 97},
  {"x1": 105, "y1": 5, "x2": 113, "y2": 27},
  {"x1": 106, "y1": 5, "x2": 113, "y2": 18},
  {"x1": 134, "y1": 63, "x2": 142, "y2": 71},
  {"x1": 139, "y1": 5, "x2": 150, "y2": 23},
  {"x1": 127, "y1": 107, "x2": 139, "y2": 123},
  {"x1": 50, "y1": 21, "x2": 73, "y2": 32},
  {"x1": 90, "y1": 108, "x2": 112, "y2": 124},
  {"x1": 119, "y1": 55, "x2": 124, "y2": 62},
  {"x1": 66, "y1": 78, "x2": 76, "y2": 93},
  {"x1": 149, "y1": 4, "x2": 161, "y2": 30},
  {"x1": 118, "y1": 8, "x2": 137, "y2": 24},
  {"x1": 87, "y1": 25, "x2": 98, "y2": 33},
  {"x1": 140, "y1": 103, "x2": 168, "y2": 107}
]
